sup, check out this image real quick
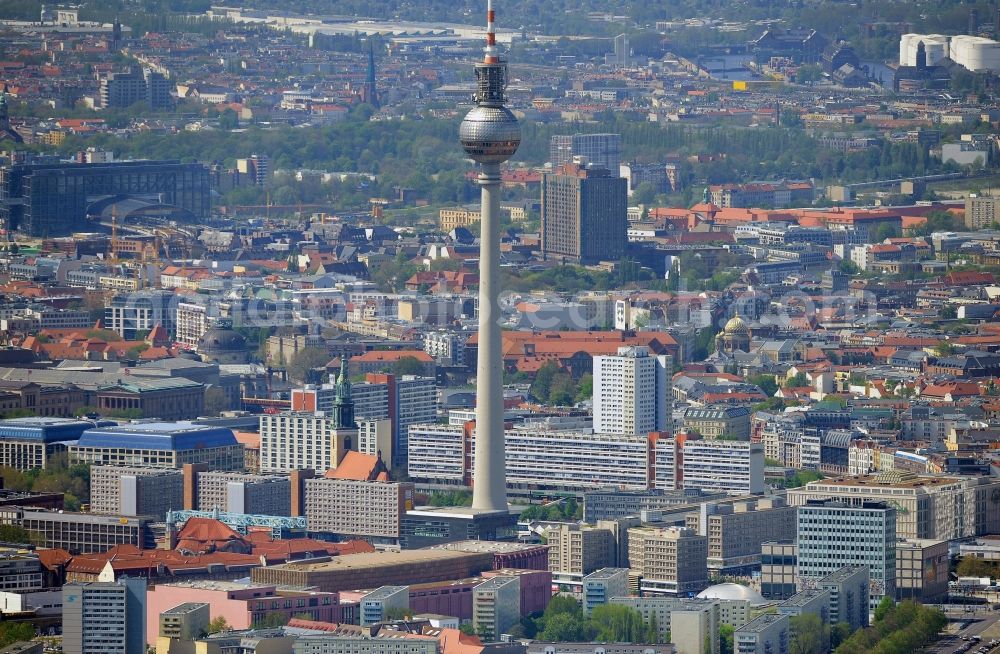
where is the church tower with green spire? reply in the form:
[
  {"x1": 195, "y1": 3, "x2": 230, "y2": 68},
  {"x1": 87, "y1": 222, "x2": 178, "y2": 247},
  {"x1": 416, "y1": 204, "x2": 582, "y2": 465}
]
[{"x1": 332, "y1": 358, "x2": 356, "y2": 429}]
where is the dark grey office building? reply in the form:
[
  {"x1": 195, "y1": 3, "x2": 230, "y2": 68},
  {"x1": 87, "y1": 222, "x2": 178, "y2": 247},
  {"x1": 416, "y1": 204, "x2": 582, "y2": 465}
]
[
  {"x1": 541, "y1": 163, "x2": 627, "y2": 264},
  {"x1": 549, "y1": 133, "x2": 622, "y2": 171},
  {"x1": 0, "y1": 160, "x2": 210, "y2": 236}
]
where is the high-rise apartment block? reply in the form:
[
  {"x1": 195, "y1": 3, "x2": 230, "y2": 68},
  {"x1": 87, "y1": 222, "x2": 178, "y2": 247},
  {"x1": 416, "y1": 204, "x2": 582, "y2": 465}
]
[
  {"x1": 549, "y1": 133, "x2": 622, "y2": 171},
  {"x1": 90, "y1": 466, "x2": 183, "y2": 517},
  {"x1": 965, "y1": 194, "x2": 1000, "y2": 229},
  {"x1": 100, "y1": 68, "x2": 171, "y2": 109},
  {"x1": 541, "y1": 163, "x2": 627, "y2": 264},
  {"x1": 735, "y1": 613, "x2": 789, "y2": 654},
  {"x1": 797, "y1": 500, "x2": 896, "y2": 603},
  {"x1": 304, "y1": 477, "x2": 414, "y2": 544},
  {"x1": 62, "y1": 578, "x2": 147, "y2": 654},
  {"x1": 259, "y1": 412, "x2": 352, "y2": 474},
  {"x1": 583, "y1": 568, "x2": 631, "y2": 614},
  {"x1": 194, "y1": 471, "x2": 291, "y2": 515},
  {"x1": 104, "y1": 291, "x2": 176, "y2": 340},
  {"x1": 292, "y1": 374, "x2": 436, "y2": 470},
  {"x1": 593, "y1": 346, "x2": 670, "y2": 436},
  {"x1": 681, "y1": 440, "x2": 765, "y2": 496},
  {"x1": 547, "y1": 523, "x2": 619, "y2": 588},
  {"x1": 627, "y1": 526, "x2": 709, "y2": 595},
  {"x1": 817, "y1": 566, "x2": 869, "y2": 632},
  {"x1": 360, "y1": 585, "x2": 409, "y2": 626},
  {"x1": 473, "y1": 575, "x2": 520, "y2": 640}
]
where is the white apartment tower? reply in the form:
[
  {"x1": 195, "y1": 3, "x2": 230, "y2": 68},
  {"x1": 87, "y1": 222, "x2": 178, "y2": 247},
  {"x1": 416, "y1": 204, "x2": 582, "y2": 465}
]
[{"x1": 593, "y1": 346, "x2": 670, "y2": 436}]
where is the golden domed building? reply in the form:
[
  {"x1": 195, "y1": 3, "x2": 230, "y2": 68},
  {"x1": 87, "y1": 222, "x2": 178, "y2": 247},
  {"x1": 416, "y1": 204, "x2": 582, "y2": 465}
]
[{"x1": 716, "y1": 313, "x2": 751, "y2": 354}]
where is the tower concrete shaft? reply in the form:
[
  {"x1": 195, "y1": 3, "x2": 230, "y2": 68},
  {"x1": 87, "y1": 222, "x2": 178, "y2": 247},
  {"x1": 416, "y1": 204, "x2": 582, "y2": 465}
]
[{"x1": 472, "y1": 162, "x2": 506, "y2": 511}]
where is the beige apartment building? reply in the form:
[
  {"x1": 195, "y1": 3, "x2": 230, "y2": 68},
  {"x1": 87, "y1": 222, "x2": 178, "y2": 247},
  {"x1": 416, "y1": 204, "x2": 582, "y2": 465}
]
[{"x1": 628, "y1": 526, "x2": 708, "y2": 595}]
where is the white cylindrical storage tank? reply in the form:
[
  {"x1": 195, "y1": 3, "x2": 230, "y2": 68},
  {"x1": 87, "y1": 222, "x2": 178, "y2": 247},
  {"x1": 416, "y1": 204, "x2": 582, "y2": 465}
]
[
  {"x1": 923, "y1": 34, "x2": 950, "y2": 66},
  {"x1": 899, "y1": 34, "x2": 917, "y2": 66},
  {"x1": 951, "y1": 35, "x2": 1000, "y2": 72}
]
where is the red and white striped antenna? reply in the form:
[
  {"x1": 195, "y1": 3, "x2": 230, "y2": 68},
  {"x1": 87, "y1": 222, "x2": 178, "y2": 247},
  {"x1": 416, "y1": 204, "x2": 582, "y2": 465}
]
[{"x1": 485, "y1": 0, "x2": 498, "y2": 63}]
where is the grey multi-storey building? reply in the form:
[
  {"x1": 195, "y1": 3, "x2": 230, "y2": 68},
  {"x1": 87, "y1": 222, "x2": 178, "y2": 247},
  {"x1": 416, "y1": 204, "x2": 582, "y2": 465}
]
[
  {"x1": 195, "y1": 471, "x2": 291, "y2": 515},
  {"x1": 549, "y1": 133, "x2": 622, "y2": 171},
  {"x1": 541, "y1": 163, "x2": 627, "y2": 264},
  {"x1": 305, "y1": 478, "x2": 414, "y2": 544},
  {"x1": 100, "y1": 68, "x2": 172, "y2": 109},
  {"x1": 90, "y1": 466, "x2": 183, "y2": 517},
  {"x1": 797, "y1": 500, "x2": 896, "y2": 605},
  {"x1": 685, "y1": 498, "x2": 797, "y2": 574},
  {"x1": 62, "y1": 578, "x2": 146, "y2": 654}
]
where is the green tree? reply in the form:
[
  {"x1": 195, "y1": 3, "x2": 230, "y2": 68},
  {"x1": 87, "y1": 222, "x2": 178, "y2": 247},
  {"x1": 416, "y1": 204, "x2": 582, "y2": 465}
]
[
  {"x1": 287, "y1": 346, "x2": 330, "y2": 384},
  {"x1": 575, "y1": 373, "x2": 593, "y2": 403},
  {"x1": 252, "y1": 612, "x2": 289, "y2": 629},
  {"x1": 789, "y1": 613, "x2": 829, "y2": 654},
  {"x1": 786, "y1": 372, "x2": 809, "y2": 388},
  {"x1": 748, "y1": 374, "x2": 778, "y2": 397},
  {"x1": 391, "y1": 356, "x2": 426, "y2": 377},
  {"x1": 206, "y1": 616, "x2": 230, "y2": 634},
  {"x1": 541, "y1": 612, "x2": 587, "y2": 642},
  {"x1": 938, "y1": 305, "x2": 957, "y2": 320},
  {"x1": 720, "y1": 624, "x2": 735, "y2": 654},
  {"x1": 0, "y1": 622, "x2": 34, "y2": 648},
  {"x1": 830, "y1": 621, "x2": 854, "y2": 649},
  {"x1": 873, "y1": 596, "x2": 894, "y2": 623},
  {"x1": 0, "y1": 525, "x2": 33, "y2": 545}
]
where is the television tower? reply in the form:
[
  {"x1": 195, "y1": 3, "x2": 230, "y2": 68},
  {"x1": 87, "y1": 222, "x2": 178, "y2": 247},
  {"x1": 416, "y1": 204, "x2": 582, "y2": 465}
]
[{"x1": 459, "y1": 0, "x2": 520, "y2": 512}]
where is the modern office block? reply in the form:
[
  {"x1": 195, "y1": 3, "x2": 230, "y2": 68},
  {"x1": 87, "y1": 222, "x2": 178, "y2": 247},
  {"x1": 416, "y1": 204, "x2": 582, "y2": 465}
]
[
  {"x1": 786, "y1": 471, "x2": 1000, "y2": 540},
  {"x1": 473, "y1": 575, "x2": 520, "y2": 641},
  {"x1": 593, "y1": 346, "x2": 670, "y2": 436},
  {"x1": 90, "y1": 466, "x2": 183, "y2": 517},
  {"x1": 541, "y1": 163, "x2": 627, "y2": 264},
  {"x1": 1, "y1": 160, "x2": 209, "y2": 237},
  {"x1": 681, "y1": 440, "x2": 765, "y2": 496},
  {"x1": 760, "y1": 541, "x2": 798, "y2": 600},
  {"x1": 735, "y1": 613, "x2": 789, "y2": 654},
  {"x1": 583, "y1": 568, "x2": 631, "y2": 614},
  {"x1": 895, "y1": 538, "x2": 949, "y2": 602},
  {"x1": 62, "y1": 578, "x2": 146, "y2": 654},
  {"x1": 686, "y1": 498, "x2": 796, "y2": 574},
  {"x1": 0, "y1": 417, "x2": 112, "y2": 471},
  {"x1": 627, "y1": 526, "x2": 709, "y2": 595},
  {"x1": 360, "y1": 585, "x2": 409, "y2": 626},
  {"x1": 549, "y1": 133, "x2": 622, "y2": 171},
  {"x1": 797, "y1": 500, "x2": 896, "y2": 604},
  {"x1": 69, "y1": 422, "x2": 243, "y2": 471}
]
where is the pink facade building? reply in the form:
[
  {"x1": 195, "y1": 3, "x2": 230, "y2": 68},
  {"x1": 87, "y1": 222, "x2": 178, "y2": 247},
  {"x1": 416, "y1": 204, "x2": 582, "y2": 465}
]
[{"x1": 146, "y1": 580, "x2": 340, "y2": 644}]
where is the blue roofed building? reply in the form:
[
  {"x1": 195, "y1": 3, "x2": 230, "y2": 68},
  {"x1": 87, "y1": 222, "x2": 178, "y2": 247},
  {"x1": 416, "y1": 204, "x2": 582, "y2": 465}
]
[
  {"x1": 69, "y1": 422, "x2": 244, "y2": 470},
  {"x1": 0, "y1": 416, "x2": 115, "y2": 470}
]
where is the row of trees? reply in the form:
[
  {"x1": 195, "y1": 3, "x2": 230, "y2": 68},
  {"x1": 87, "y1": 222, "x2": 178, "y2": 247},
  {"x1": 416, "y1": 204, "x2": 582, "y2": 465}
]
[
  {"x1": 0, "y1": 453, "x2": 90, "y2": 511},
  {"x1": 529, "y1": 363, "x2": 591, "y2": 407},
  {"x1": 519, "y1": 596, "x2": 663, "y2": 644},
  {"x1": 520, "y1": 498, "x2": 582, "y2": 522},
  {"x1": 835, "y1": 599, "x2": 946, "y2": 654}
]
